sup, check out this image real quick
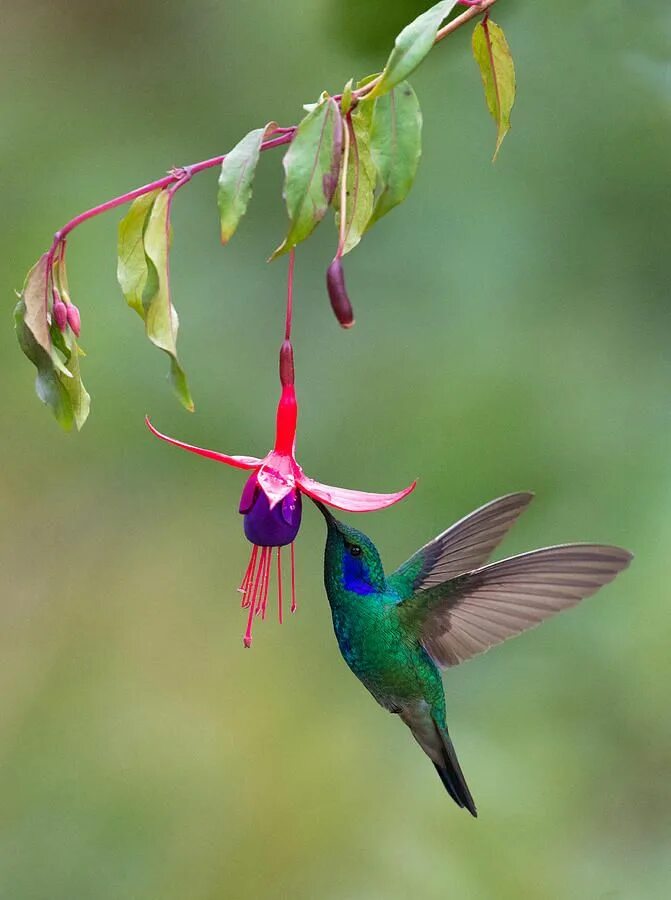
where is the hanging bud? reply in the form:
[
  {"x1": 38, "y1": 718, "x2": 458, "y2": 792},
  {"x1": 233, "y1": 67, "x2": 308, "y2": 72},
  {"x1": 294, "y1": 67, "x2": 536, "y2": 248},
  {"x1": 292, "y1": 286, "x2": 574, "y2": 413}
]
[
  {"x1": 52, "y1": 295, "x2": 68, "y2": 332},
  {"x1": 66, "y1": 303, "x2": 81, "y2": 337},
  {"x1": 326, "y1": 258, "x2": 354, "y2": 329},
  {"x1": 279, "y1": 339, "x2": 295, "y2": 387}
]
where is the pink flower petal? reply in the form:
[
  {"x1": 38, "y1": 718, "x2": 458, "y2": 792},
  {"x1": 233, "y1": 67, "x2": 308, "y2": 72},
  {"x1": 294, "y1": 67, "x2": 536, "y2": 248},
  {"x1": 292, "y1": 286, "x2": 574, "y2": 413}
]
[
  {"x1": 257, "y1": 451, "x2": 298, "y2": 508},
  {"x1": 298, "y1": 474, "x2": 417, "y2": 512},
  {"x1": 145, "y1": 417, "x2": 261, "y2": 470}
]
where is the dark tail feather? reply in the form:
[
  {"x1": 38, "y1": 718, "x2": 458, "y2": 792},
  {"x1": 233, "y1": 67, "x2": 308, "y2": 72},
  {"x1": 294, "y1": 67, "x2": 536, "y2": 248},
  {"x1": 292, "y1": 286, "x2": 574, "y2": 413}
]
[{"x1": 433, "y1": 723, "x2": 477, "y2": 817}]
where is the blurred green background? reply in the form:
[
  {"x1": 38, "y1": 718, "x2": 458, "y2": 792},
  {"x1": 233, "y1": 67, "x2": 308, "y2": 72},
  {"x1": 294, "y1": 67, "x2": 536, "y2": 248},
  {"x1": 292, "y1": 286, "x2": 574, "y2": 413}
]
[{"x1": 2, "y1": 1, "x2": 669, "y2": 897}]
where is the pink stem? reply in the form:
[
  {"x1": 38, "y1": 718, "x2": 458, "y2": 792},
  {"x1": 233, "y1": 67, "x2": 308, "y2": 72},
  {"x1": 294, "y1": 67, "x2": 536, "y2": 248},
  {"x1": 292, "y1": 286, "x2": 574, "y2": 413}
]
[{"x1": 46, "y1": 131, "x2": 295, "y2": 266}]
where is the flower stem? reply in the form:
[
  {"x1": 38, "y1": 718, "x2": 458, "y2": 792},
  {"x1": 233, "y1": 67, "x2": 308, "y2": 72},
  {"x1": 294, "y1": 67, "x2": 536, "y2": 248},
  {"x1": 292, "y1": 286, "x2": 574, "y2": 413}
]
[{"x1": 285, "y1": 249, "x2": 295, "y2": 341}]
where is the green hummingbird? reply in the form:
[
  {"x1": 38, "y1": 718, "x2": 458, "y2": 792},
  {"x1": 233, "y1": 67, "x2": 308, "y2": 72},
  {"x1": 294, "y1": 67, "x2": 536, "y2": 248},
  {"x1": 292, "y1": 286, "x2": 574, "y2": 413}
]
[{"x1": 315, "y1": 492, "x2": 632, "y2": 817}]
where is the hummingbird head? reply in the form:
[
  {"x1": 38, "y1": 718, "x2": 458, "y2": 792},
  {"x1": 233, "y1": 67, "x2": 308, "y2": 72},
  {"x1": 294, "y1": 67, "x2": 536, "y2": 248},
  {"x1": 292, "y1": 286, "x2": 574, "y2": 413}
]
[{"x1": 313, "y1": 500, "x2": 386, "y2": 596}]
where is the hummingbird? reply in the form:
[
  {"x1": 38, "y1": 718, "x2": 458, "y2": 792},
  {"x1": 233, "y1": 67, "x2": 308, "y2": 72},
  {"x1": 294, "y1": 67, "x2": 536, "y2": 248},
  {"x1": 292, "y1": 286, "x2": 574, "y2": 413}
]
[{"x1": 315, "y1": 492, "x2": 632, "y2": 817}]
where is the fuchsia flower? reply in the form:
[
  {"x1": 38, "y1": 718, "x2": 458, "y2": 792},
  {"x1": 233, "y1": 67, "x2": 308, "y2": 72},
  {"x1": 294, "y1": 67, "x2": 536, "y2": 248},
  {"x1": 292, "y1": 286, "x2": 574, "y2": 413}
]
[{"x1": 146, "y1": 338, "x2": 415, "y2": 647}]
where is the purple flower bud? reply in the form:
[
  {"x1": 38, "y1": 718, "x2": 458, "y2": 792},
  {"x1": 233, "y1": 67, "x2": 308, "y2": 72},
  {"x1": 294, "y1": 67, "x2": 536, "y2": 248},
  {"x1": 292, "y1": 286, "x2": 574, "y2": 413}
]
[
  {"x1": 239, "y1": 473, "x2": 302, "y2": 547},
  {"x1": 66, "y1": 303, "x2": 81, "y2": 337},
  {"x1": 326, "y1": 258, "x2": 354, "y2": 328},
  {"x1": 52, "y1": 298, "x2": 68, "y2": 332}
]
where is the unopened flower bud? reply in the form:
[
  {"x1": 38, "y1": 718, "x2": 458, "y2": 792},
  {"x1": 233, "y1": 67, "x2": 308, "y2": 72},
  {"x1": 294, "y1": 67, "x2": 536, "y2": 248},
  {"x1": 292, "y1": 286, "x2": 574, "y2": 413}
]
[
  {"x1": 326, "y1": 258, "x2": 354, "y2": 328},
  {"x1": 52, "y1": 297, "x2": 68, "y2": 332},
  {"x1": 66, "y1": 303, "x2": 81, "y2": 337},
  {"x1": 279, "y1": 339, "x2": 295, "y2": 387}
]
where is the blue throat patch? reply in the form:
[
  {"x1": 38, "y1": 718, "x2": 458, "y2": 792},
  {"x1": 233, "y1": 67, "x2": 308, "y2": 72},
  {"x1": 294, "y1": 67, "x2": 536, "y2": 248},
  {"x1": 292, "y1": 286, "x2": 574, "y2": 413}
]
[{"x1": 342, "y1": 553, "x2": 375, "y2": 595}]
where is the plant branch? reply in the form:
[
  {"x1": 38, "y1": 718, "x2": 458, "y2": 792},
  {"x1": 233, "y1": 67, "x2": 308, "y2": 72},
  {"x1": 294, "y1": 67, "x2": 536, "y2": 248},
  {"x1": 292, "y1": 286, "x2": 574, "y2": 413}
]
[
  {"x1": 352, "y1": 0, "x2": 498, "y2": 100},
  {"x1": 46, "y1": 130, "x2": 296, "y2": 267},
  {"x1": 44, "y1": 0, "x2": 498, "y2": 265},
  {"x1": 437, "y1": 0, "x2": 498, "y2": 43}
]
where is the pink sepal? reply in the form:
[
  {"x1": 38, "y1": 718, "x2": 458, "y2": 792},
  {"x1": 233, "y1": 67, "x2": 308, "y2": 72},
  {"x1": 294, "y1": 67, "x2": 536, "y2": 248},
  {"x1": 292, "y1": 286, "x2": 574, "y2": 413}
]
[
  {"x1": 145, "y1": 417, "x2": 261, "y2": 470},
  {"x1": 256, "y1": 451, "x2": 298, "y2": 508},
  {"x1": 298, "y1": 474, "x2": 417, "y2": 512}
]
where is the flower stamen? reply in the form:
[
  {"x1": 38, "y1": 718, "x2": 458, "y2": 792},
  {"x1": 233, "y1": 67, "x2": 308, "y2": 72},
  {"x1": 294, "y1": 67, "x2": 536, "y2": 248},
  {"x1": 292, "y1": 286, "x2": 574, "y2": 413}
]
[
  {"x1": 277, "y1": 547, "x2": 284, "y2": 625},
  {"x1": 290, "y1": 542, "x2": 297, "y2": 614},
  {"x1": 239, "y1": 544, "x2": 259, "y2": 602}
]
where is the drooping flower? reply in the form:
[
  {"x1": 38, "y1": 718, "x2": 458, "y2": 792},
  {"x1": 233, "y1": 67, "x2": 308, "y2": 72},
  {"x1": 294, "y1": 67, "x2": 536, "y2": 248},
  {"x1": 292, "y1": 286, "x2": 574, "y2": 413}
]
[{"x1": 146, "y1": 338, "x2": 415, "y2": 647}]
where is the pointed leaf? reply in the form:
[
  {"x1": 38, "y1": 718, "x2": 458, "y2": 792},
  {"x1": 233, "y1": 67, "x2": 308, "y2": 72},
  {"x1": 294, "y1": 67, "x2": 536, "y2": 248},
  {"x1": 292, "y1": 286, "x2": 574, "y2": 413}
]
[
  {"x1": 142, "y1": 190, "x2": 194, "y2": 411},
  {"x1": 368, "y1": 81, "x2": 422, "y2": 228},
  {"x1": 472, "y1": 18, "x2": 516, "y2": 161},
  {"x1": 21, "y1": 254, "x2": 51, "y2": 353},
  {"x1": 217, "y1": 126, "x2": 267, "y2": 244},
  {"x1": 117, "y1": 190, "x2": 161, "y2": 316},
  {"x1": 56, "y1": 327, "x2": 91, "y2": 430},
  {"x1": 368, "y1": 1, "x2": 459, "y2": 99},
  {"x1": 340, "y1": 79, "x2": 354, "y2": 115},
  {"x1": 272, "y1": 98, "x2": 343, "y2": 259},
  {"x1": 334, "y1": 110, "x2": 377, "y2": 255}
]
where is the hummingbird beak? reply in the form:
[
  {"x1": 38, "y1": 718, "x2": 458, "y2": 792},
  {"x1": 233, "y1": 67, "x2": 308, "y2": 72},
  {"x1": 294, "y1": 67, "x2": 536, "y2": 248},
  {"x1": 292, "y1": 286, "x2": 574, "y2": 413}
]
[{"x1": 311, "y1": 497, "x2": 336, "y2": 527}]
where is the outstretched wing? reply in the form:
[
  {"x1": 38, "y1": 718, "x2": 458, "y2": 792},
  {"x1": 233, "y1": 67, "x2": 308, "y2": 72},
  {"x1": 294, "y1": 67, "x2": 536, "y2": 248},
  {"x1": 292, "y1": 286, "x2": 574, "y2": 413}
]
[
  {"x1": 389, "y1": 492, "x2": 534, "y2": 599},
  {"x1": 400, "y1": 544, "x2": 632, "y2": 668}
]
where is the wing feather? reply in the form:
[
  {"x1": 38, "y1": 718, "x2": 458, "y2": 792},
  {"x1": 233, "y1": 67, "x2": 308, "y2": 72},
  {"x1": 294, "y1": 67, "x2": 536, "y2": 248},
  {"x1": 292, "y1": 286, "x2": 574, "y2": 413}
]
[
  {"x1": 389, "y1": 492, "x2": 534, "y2": 597},
  {"x1": 411, "y1": 544, "x2": 632, "y2": 668}
]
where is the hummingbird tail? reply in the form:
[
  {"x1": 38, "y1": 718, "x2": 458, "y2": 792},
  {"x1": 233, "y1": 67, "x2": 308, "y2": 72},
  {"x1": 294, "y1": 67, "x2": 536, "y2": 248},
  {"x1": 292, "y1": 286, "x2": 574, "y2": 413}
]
[{"x1": 433, "y1": 723, "x2": 477, "y2": 818}]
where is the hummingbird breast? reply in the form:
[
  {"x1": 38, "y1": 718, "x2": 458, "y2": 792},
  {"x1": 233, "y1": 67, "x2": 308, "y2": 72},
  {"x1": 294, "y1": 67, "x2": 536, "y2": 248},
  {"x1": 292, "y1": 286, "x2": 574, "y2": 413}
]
[{"x1": 330, "y1": 595, "x2": 431, "y2": 712}]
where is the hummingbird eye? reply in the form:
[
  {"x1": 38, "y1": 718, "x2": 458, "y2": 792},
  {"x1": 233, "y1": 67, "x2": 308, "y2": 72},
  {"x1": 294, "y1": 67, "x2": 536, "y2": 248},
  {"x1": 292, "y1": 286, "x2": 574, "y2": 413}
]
[{"x1": 348, "y1": 544, "x2": 363, "y2": 557}]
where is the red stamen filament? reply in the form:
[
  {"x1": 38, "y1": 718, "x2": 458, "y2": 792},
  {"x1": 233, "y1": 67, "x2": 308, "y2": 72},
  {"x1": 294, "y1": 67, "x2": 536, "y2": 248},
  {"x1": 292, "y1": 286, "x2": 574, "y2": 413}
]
[
  {"x1": 256, "y1": 546, "x2": 272, "y2": 619},
  {"x1": 243, "y1": 547, "x2": 267, "y2": 647},
  {"x1": 240, "y1": 541, "x2": 297, "y2": 646},
  {"x1": 277, "y1": 547, "x2": 283, "y2": 625},
  {"x1": 239, "y1": 544, "x2": 259, "y2": 604}
]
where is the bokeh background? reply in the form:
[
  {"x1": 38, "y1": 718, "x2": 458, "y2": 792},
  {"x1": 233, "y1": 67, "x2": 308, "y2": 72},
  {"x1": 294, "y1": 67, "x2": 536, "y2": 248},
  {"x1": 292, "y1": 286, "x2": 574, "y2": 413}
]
[{"x1": 1, "y1": 1, "x2": 669, "y2": 897}]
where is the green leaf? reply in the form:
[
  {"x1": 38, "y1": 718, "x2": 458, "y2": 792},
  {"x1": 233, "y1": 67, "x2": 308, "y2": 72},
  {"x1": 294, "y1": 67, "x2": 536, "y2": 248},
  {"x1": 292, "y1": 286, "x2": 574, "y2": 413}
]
[
  {"x1": 14, "y1": 297, "x2": 90, "y2": 431},
  {"x1": 472, "y1": 18, "x2": 516, "y2": 161},
  {"x1": 118, "y1": 190, "x2": 193, "y2": 412},
  {"x1": 368, "y1": 81, "x2": 422, "y2": 228},
  {"x1": 117, "y1": 190, "x2": 161, "y2": 316},
  {"x1": 142, "y1": 190, "x2": 194, "y2": 412},
  {"x1": 217, "y1": 126, "x2": 268, "y2": 244},
  {"x1": 55, "y1": 325, "x2": 90, "y2": 430},
  {"x1": 272, "y1": 98, "x2": 344, "y2": 259},
  {"x1": 21, "y1": 253, "x2": 51, "y2": 354},
  {"x1": 368, "y1": 1, "x2": 459, "y2": 99},
  {"x1": 341, "y1": 79, "x2": 354, "y2": 115},
  {"x1": 334, "y1": 110, "x2": 377, "y2": 255}
]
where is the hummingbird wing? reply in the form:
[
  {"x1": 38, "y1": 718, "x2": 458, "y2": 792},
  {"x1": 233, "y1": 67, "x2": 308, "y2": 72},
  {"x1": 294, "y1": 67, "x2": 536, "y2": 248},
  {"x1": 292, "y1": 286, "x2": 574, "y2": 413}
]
[
  {"x1": 399, "y1": 544, "x2": 632, "y2": 668},
  {"x1": 388, "y1": 492, "x2": 534, "y2": 599}
]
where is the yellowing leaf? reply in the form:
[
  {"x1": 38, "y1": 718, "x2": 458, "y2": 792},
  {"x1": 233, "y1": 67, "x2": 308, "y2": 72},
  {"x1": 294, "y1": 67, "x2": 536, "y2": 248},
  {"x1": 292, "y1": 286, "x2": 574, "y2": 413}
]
[
  {"x1": 117, "y1": 190, "x2": 161, "y2": 316},
  {"x1": 142, "y1": 190, "x2": 193, "y2": 412},
  {"x1": 369, "y1": 1, "x2": 459, "y2": 99},
  {"x1": 272, "y1": 98, "x2": 343, "y2": 259},
  {"x1": 335, "y1": 109, "x2": 377, "y2": 255},
  {"x1": 21, "y1": 254, "x2": 51, "y2": 354},
  {"x1": 117, "y1": 190, "x2": 193, "y2": 412},
  {"x1": 472, "y1": 18, "x2": 516, "y2": 161}
]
